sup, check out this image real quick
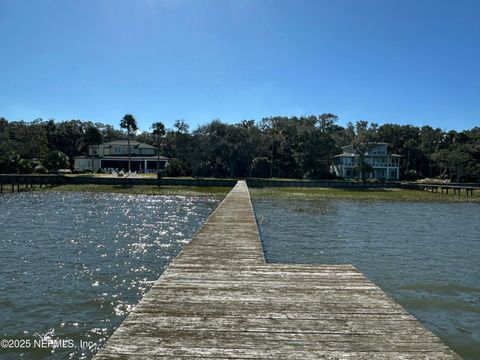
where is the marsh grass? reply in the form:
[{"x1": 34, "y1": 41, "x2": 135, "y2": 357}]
[
  {"x1": 33, "y1": 184, "x2": 231, "y2": 198},
  {"x1": 29, "y1": 183, "x2": 479, "y2": 202},
  {"x1": 250, "y1": 187, "x2": 480, "y2": 202}
]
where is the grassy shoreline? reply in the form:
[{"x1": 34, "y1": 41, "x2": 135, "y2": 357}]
[
  {"x1": 19, "y1": 183, "x2": 480, "y2": 202},
  {"x1": 250, "y1": 187, "x2": 480, "y2": 202},
  {"x1": 30, "y1": 184, "x2": 231, "y2": 198}
]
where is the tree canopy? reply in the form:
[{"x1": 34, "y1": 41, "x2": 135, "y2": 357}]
[
  {"x1": 120, "y1": 114, "x2": 138, "y2": 172},
  {"x1": 0, "y1": 115, "x2": 478, "y2": 181}
]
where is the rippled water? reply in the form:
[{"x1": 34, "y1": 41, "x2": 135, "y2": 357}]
[
  {"x1": 254, "y1": 200, "x2": 480, "y2": 360},
  {"x1": 0, "y1": 192, "x2": 218, "y2": 359}
]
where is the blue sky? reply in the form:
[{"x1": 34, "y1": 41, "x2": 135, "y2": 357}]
[{"x1": 1, "y1": 0, "x2": 479, "y2": 132}]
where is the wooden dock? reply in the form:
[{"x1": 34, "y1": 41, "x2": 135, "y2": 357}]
[
  {"x1": 421, "y1": 183, "x2": 476, "y2": 196},
  {"x1": 95, "y1": 181, "x2": 460, "y2": 359}
]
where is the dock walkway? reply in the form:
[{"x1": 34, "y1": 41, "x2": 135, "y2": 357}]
[{"x1": 95, "y1": 181, "x2": 460, "y2": 359}]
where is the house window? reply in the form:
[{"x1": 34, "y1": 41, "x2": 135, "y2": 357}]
[{"x1": 346, "y1": 170, "x2": 351, "y2": 176}]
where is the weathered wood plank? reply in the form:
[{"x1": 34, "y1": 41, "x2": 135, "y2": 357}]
[
  {"x1": 132, "y1": 301, "x2": 410, "y2": 316},
  {"x1": 97, "y1": 346, "x2": 458, "y2": 359},
  {"x1": 94, "y1": 181, "x2": 461, "y2": 359},
  {"x1": 95, "y1": 352, "x2": 458, "y2": 360},
  {"x1": 114, "y1": 317, "x2": 437, "y2": 336},
  {"x1": 99, "y1": 334, "x2": 450, "y2": 352}
]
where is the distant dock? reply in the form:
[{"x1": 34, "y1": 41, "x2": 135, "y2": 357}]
[
  {"x1": 95, "y1": 181, "x2": 460, "y2": 359},
  {"x1": 412, "y1": 183, "x2": 476, "y2": 197}
]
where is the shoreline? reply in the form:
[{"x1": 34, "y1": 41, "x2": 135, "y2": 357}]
[
  {"x1": 250, "y1": 187, "x2": 480, "y2": 202},
  {"x1": 13, "y1": 183, "x2": 480, "y2": 202},
  {"x1": 25, "y1": 184, "x2": 231, "y2": 198}
]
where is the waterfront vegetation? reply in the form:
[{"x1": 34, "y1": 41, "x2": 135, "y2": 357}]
[
  {"x1": 250, "y1": 187, "x2": 480, "y2": 202},
  {"x1": 23, "y1": 183, "x2": 480, "y2": 202},
  {"x1": 1, "y1": 116, "x2": 479, "y2": 182},
  {"x1": 32, "y1": 184, "x2": 231, "y2": 198}
]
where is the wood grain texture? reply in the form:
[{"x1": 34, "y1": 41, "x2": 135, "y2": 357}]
[{"x1": 95, "y1": 181, "x2": 461, "y2": 359}]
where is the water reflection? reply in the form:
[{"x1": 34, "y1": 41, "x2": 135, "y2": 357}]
[
  {"x1": 254, "y1": 199, "x2": 480, "y2": 360},
  {"x1": 0, "y1": 191, "x2": 218, "y2": 359}
]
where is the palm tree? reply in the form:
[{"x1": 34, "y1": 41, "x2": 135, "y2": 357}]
[
  {"x1": 152, "y1": 122, "x2": 166, "y2": 176},
  {"x1": 120, "y1": 114, "x2": 138, "y2": 172}
]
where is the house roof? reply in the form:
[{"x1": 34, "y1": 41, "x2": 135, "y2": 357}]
[
  {"x1": 102, "y1": 155, "x2": 169, "y2": 161},
  {"x1": 334, "y1": 153, "x2": 402, "y2": 157},
  {"x1": 74, "y1": 155, "x2": 169, "y2": 161},
  {"x1": 103, "y1": 140, "x2": 138, "y2": 147},
  {"x1": 336, "y1": 142, "x2": 402, "y2": 157},
  {"x1": 136, "y1": 143, "x2": 157, "y2": 149},
  {"x1": 102, "y1": 140, "x2": 157, "y2": 149}
]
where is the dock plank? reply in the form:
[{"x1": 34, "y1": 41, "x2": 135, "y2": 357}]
[{"x1": 95, "y1": 181, "x2": 461, "y2": 359}]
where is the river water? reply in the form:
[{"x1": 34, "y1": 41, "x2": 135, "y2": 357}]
[
  {"x1": 254, "y1": 199, "x2": 480, "y2": 360},
  {"x1": 0, "y1": 192, "x2": 218, "y2": 359},
  {"x1": 1, "y1": 192, "x2": 478, "y2": 359}
]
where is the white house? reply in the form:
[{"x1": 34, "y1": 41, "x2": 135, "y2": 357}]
[
  {"x1": 74, "y1": 140, "x2": 169, "y2": 172},
  {"x1": 330, "y1": 143, "x2": 401, "y2": 180}
]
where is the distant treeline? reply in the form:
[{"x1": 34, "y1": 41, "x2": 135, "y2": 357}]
[{"x1": 0, "y1": 115, "x2": 479, "y2": 181}]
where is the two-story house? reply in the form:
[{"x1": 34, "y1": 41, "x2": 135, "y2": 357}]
[
  {"x1": 330, "y1": 143, "x2": 401, "y2": 180},
  {"x1": 74, "y1": 140, "x2": 169, "y2": 172}
]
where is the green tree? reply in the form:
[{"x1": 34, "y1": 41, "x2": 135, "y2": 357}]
[
  {"x1": 431, "y1": 131, "x2": 478, "y2": 182},
  {"x1": 164, "y1": 119, "x2": 193, "y2": 169},
  {"x1": 152, "y1": 121, "x2": 166, "y2": 175},
  {"x1": 83, "y1": 125, "x2": 103, "y2": 147},
  {"x1": 174, "y1": 119, "x2": 189, "y2": 134},
  {"x1": 43, "y1": 150, "x2": 70, "y2": 172},
  {"x1": 403, "y1": 138, "x2": 418, "y2": 171},
  {"x1": 17, "y1": 159, "x2": 35, "y2": 174},
  {"x1": 6, "y1": 121, "x2": 48, "y2": 159},
  {"x1": 165, "y1": 158, "x2": 190, "y2": 177},
  {"x1": 192, "y1": 120, "x2": 230, "y2": 177},
  {"x1": 416, "y1": 126, "x2": 443, "y2": 177},
  {"x1": 0, "y1": 114, "x2": 477, "y2": 181},
  {"x1": 97, "y1": 123, "x2": 125, "y2": 142},
  {"x1": 43, "y1": 120, "x2": 85, "y2": 161},
  {"x1": 136, "y1": 131, "x2": 155, "y2": 146},
  {"x1": 250, "y1": 157, "x2": 271, "y2": 178},
  {"x1": 303, "y1": 114, "x2": 340, "y2": 179},
  {"x1": 120, "y1": 114, "x2": 138, "y2": 172},
  {"x1": 352, "y1": 121, "x2": 376, "y2": 179}
]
